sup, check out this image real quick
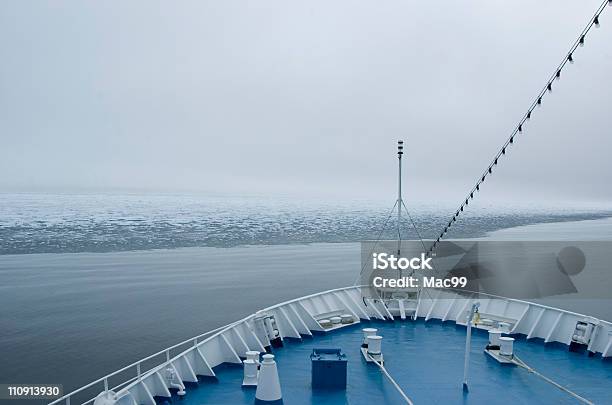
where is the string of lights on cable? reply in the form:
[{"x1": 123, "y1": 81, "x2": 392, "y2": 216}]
[{"x1": 427, "y1": 0, "x2": 612, "y2": 256}]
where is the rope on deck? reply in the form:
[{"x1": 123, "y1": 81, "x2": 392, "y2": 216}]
[
  {"x1": 513, "y1": 356, "x2": 594, "y2": 405},
  {"x1": 367, "y1": 354, "x2": 415, "y2": 405}
]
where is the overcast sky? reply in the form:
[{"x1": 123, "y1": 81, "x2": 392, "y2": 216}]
[{"x1": 0, "y1": 0, "x2": 611, "y2": 204}]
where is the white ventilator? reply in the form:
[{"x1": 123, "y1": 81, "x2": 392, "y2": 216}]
[
  {"x1": 246, "y1": 350, "x2": 260, "y2": 364},
  {"x1": 499, "y1": 337, "x2": 515, "y2": 356},
  {"x1": 242, "y1": 359, "x2": 258, "y2": 386},
  {"x1": 255, "y1": 354, "x2": 283, "y2": 404},
  {"x1": 362, "y1": 328, "x2": 378, "y2": 345},
  {"x1": 341, "y1": 314, "x2": 354, "y2": 324},
  {"x1": 367, "y1": 335, "x2": 383, "y2": 356},
  {"x1": 488, "y1": 330, "x2": 502, "y2": 347}
]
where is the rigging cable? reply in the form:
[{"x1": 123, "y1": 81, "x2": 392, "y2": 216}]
[
  {"x1": 367, "y1": 353, "x2": 415, "y2": 405},
  {"x1": 428, "y1": 0, "x2": 612, "y2": 256},
  {"x1": 353, "y1": 200, "x2": 399, "y2": 286},
  {"x1": 401, "y1": 200, "x2": 428, "y2": 254},
  {"x1": 512, "y1": 356, "x2": 594, "y2": 404},
  {"x1": 400, "y1": 201, "x2": 437, "y2": 301}
]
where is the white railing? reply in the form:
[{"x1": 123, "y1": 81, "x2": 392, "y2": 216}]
[
  {"x1": 48, "y1": 286, "x2": 366, "y2": 405},
  {"x1": 48, "y1": 285, "x2": 612, "y2": 405},
  {"x1": 47, "y1": 319, "x2": 246, "y2": 405}
]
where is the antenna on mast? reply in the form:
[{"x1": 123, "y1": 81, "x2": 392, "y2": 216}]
[{"x1": 397, "y1": 140, "x2": 404, "y2": 256}]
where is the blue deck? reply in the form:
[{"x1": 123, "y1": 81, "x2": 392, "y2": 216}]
[{"x1": 161, "y1": 319, "x2": 612, "y2": 404}]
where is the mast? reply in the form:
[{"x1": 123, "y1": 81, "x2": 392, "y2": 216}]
[{"x1": 397, "y1": 140, "x2": 403, "y2": 256}]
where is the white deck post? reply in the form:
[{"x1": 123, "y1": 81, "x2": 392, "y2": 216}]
[{"x1": 463, "y1": 302, "x2": 480, "y2": 391}]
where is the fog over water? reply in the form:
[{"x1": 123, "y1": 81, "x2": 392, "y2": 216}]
[{"x1": 1, "y1": 0, "x2": 612, "y2": 203}]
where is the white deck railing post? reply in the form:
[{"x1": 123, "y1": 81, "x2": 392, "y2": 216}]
[{"x1": 463, "y1": 302, "x2": 480, "y2": 391}]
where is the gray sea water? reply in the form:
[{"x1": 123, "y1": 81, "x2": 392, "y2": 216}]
[{"x1": 0, "y1": 193, "x2": 611, "y2": 403}]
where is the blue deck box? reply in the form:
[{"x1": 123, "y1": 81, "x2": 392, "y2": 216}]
[{"x1": 310, "y1": 348, "x2": 347, "y2": 389}]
